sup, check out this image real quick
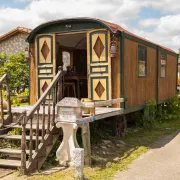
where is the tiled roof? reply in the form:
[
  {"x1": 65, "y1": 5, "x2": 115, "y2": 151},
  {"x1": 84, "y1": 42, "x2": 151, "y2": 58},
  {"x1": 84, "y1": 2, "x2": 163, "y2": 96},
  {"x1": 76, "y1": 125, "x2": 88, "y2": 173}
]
[{"x1": 0, "y1": 27, "x2": 31, "y2": 42}]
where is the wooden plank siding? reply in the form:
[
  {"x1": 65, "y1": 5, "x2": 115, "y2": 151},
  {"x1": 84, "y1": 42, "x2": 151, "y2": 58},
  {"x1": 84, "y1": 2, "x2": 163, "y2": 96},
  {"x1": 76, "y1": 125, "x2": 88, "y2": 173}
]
[
  {"x1": 124, "y1": 38, "x2": 156, "y2": 107},
  {"x1": 30, "y1": 41, "x2": 37, "y2": 104},
  {"x1": 158, "y1": 54, "x2": 177, "y2": 101},
  {"x1": 111, "y1": 38, "x2": 120, "y2": 108}
]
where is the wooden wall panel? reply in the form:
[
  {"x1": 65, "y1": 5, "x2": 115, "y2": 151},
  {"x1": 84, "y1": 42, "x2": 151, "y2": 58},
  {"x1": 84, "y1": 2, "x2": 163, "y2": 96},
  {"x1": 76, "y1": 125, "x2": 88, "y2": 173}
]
[
  {"x1": 29, "y1": 41, "x2": 36, "y2": 104},
  {"x1": 111, "y1": 39, "x2": 120, "y2": 107},
  {"x1": 158, "y1": 54, "x2": 177, "y2": 101},
  {"x1": 124, "y1": 39, "x2": 156, "y2": 107}
]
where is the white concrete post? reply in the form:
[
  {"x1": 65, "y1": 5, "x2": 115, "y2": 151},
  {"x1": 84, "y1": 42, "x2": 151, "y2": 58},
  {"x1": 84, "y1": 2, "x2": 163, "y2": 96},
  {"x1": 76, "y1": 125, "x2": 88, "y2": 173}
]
[{"x1": 72, "y1": 148, "x2": 84, "y2": 180}]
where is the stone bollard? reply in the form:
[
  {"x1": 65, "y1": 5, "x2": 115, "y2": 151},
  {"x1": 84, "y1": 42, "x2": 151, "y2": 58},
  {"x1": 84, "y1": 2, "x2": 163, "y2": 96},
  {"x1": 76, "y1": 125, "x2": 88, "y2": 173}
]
[{"x1": 72, "y1": 148, "x2": 84, "y2": 180}]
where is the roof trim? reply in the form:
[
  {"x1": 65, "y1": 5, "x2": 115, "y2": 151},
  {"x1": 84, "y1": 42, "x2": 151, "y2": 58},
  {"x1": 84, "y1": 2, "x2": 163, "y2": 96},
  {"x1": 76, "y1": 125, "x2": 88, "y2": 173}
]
[
  {"x1": 0, "y1": 27, "x2": 31, "y2": 43},
  {"x1": 27, "y1": 17, "x2": 116, "y2": 43},
  {"x1": 27, "y1": 17, "x2": 177, "y2": 55}
]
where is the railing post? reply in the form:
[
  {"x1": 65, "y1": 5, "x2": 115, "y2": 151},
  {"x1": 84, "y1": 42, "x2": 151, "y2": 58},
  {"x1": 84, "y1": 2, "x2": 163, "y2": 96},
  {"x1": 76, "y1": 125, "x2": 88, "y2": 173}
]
[
  {"x1": 0, "y1": 85, "x2": 4, "y2": 127},
  {"x1": 47, "y1": 93, "x2": 51, "y2": 134},
  {"x1": 21, "y1": 113, "x2": 27, "y2": 175},
  {"x1": 52, "y1": 86, "x2": 56, "y2": 126},
  {"x1": 29, "y1": 117, "x2": 33, "y2": 162},
  {"x1": 42, "y1": 101, "x2": 45, "y2": 143},
  {"x1": 4, "y1": 68, "x2": 12, "y2": 123},
  {"x1": 57, "y1": 66, "x2": 63, "y2": 102},
  {"x1": 35, "y1": 108, "x2": 40, "y2": 152}
]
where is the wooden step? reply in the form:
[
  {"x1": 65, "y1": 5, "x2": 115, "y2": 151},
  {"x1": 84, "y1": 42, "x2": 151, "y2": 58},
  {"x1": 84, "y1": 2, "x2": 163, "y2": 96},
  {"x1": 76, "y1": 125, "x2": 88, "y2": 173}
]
[
  {"x1": 4, "y1": 123, "x2": 48, "y2": 130},
  {"x1": 0, "y1": 159, "x2": 21, "y2": 168},
  {"x1": 0, "y1": 134, "x2": 42, "y2": 141},
  {"x1": 0, "y1": 148, "x2": 35, "y2": 155}
]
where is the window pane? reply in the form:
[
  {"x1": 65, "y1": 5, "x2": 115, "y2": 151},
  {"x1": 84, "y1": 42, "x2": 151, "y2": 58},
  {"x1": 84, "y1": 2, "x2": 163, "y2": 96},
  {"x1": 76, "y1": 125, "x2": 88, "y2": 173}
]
[
  {"x1": 161, "y1": 66, "x2": 166, "y2": 77},
  {"x1": 62, "y1": 51, "x2": 70, "y2": 71},
  {"x1": 138, "y1": 46, "x2": 146, "y2": 76},
  {"x1": 160, "y1": 52, "x2": 166, "y2": 77}
]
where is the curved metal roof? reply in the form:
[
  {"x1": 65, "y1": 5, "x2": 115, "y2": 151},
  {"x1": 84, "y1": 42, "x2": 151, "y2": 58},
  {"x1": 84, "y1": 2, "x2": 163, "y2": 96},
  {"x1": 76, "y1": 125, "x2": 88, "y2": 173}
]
[{"x1": 27, "y1": 17, "x2": 176, "y2": 54}]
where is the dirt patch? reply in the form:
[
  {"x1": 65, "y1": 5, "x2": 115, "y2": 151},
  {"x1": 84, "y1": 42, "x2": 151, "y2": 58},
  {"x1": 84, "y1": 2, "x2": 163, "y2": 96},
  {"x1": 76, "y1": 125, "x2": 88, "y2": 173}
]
[{"x1": 0, "y1": 168, "x2": 14, "y2": 179}]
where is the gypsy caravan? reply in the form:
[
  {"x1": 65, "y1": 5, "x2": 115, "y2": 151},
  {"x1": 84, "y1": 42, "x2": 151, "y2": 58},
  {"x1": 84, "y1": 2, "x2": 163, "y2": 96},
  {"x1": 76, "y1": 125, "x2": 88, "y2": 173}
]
[
  {"x1": 0, "y1": 17, "x2": 178, "y2": 174},
  {"x1": 27, "y1": 17, "x2": 178, "y2": 111}
]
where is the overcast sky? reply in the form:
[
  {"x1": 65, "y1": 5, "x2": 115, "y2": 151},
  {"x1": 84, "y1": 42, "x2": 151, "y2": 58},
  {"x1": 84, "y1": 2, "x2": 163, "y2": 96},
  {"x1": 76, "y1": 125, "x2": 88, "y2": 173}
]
[{"x1": 0, "y1": 0, "x2": 179, "y2": 52}]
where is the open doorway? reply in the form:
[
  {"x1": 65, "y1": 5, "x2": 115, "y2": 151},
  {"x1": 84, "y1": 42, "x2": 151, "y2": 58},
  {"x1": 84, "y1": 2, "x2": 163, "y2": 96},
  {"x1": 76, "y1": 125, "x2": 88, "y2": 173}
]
[{"x1": 56, "y1": 32, "x2": 88, "y2": 99}]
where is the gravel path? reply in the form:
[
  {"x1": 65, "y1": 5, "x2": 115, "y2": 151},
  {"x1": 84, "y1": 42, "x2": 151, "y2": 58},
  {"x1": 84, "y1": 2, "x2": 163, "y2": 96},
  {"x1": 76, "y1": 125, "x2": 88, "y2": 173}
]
[{"x1": 114, "y1": 130, "x2": 180, "y2": 180}]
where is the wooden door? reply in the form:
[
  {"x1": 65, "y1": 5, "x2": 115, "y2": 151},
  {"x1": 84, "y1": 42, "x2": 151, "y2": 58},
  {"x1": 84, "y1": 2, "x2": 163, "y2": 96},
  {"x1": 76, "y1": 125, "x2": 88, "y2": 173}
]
[
  {"x1": 87, "y1": 29, "x2": 112, "y2": 101},
  {"x1": 36, "y1": 34, "x2": 56, "y2": 99}
]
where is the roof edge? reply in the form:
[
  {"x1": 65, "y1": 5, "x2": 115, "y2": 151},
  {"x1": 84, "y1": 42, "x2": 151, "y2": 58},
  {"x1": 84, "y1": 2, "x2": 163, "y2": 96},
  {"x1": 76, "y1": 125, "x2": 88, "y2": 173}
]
[
  {"x1": 26, "y1": 17, "x2": 116, "y2": 43},
  {"x1": 0, "y1": 27, "x2": 31, "y2": 42}
]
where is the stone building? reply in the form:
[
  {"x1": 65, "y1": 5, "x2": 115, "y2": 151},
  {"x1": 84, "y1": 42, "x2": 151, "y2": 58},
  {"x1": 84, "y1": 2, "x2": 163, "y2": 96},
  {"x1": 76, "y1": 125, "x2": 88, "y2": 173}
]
[{"x1": 0, "y1": 27, "x2": 31, "y2": 55}]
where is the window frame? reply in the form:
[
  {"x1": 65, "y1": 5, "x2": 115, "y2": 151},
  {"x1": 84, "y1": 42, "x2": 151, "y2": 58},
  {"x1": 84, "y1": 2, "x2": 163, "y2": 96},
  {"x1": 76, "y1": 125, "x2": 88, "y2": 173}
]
[
  {"x1": 160, "y1": 51, "x2": 167, "y2": 78},
  {"x1": 138, "y1": 44, "x2": 147, "y2": 77}
]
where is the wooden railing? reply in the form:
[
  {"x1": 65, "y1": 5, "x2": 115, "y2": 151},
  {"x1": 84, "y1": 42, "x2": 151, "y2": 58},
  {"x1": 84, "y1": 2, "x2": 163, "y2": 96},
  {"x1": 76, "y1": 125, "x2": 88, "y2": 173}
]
[
  {"x1": 0, "y1": 69, "x2": 12, "y2": 127},
  {"x1": 20, "y1": 66, "x2": 63, "y2": 175}
]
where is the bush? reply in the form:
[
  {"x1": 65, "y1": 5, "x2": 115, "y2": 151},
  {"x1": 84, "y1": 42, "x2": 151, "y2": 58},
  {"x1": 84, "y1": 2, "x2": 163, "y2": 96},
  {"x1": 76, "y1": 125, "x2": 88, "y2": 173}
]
[
  {"x1": 0, "y1": 51, "x2": 29, "y2": 94},
  {"x1": 137, "y1": 95, "x2": 180, "y2": 129}
]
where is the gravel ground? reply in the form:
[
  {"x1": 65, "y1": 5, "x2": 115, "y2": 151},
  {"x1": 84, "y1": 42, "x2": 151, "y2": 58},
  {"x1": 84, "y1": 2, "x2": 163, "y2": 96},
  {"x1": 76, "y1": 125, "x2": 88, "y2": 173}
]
[{"x1": 0, "y1": 168, "x2": 14, "y2": 179}]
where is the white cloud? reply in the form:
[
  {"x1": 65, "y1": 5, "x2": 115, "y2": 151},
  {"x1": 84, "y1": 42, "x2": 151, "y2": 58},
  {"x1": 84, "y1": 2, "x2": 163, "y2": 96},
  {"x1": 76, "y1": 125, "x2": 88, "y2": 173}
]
[
  {"x1": 139, "y1": 18, "x2": 160, "y2": 27},
  {"x1": 130, "y1": 14, "x2": 180, "y2": 52},
  {"x1": 0, "y1": 0, "x2": 179, "y2": 52}
]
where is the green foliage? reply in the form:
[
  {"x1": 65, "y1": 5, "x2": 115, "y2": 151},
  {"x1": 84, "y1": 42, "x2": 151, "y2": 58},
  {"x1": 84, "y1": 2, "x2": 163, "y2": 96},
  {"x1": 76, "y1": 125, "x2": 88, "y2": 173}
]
[
  {"x1": 0, "y1": 51, "x2": 29, "y2": 94},
  {"x1": 11, "y1": 96, "x2": 22, "y2": 106},
  {"x1": 8, "y1": 128, "x2": 22, "y2": 135},
  {"x1": 136, "y1": 100, "x2": 156, "y2": 129},
  {"x1": 137, "y1": 95, "x2": 180, "y2": 129}
]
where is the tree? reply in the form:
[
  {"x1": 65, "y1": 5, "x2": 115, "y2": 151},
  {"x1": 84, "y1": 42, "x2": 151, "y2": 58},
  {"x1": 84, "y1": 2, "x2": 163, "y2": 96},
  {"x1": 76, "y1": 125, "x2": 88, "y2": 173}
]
[{"x1": 0, "y1": 51, "x2": 29, "y2": 94}]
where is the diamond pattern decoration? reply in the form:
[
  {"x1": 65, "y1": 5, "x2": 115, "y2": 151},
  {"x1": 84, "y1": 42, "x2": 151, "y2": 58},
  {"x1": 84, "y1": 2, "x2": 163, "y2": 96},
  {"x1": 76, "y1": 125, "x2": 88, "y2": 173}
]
[
  {"x1": 42, "y1": 81, "x2": 48, "y2": 93},
  {"x1": 95, "y1": 81, "x2": 105, "y2": 98},
  {"x1": 93, "y1": 36, "x2": 104, "y2": 59},
  {"x1": 41, "y1": 40, "x2": 50, "y2": 60}
]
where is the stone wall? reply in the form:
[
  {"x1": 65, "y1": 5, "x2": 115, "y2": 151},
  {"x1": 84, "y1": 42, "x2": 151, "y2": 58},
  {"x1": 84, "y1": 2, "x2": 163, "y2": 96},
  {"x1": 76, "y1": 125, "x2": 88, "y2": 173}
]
[{"x1": 0, "y1": 33, "x2": 29, "y2": 55}]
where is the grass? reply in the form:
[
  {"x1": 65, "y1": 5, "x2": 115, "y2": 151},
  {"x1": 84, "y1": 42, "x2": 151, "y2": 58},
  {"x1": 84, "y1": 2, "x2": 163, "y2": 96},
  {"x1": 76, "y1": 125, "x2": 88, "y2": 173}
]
[{"x1": 12, "y1": 118, "x2": 180, "y2": 180}]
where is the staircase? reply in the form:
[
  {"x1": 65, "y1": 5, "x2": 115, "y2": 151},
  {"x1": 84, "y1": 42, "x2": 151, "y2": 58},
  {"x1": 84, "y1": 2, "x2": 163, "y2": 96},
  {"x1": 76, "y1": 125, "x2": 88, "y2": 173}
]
[{"x1": 0, "y1": 67, "x2": 63, "y2": 174}]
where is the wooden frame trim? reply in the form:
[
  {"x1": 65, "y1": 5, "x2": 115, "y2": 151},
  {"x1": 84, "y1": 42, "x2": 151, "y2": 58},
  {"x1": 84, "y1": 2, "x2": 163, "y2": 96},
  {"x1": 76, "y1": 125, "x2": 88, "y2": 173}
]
[
  {"x1": 37, "y1": 35, "x2": 53, "y2": 65},
  {"x1": 89, "y1": 30, "x2": 108, "y2": 64},
  {"x1": 90, "y1": 65, "x2": 108, "y2": 74},
  {"x1": 37, "y1": 77, "x2": 53, "y2": 98},
  {"x1": 156, "y1": 46, "x2": 159, "y2": 104},
  {"x1": 120, "y1": 32, "x2": 125, "y2": 108},
  {"x1": 176, "y1": 54, "x2": 178, "y2": 93},
  {"x1": 90, "y1": 76, "x2": 109, "y2": 100},
  {"x1": 38, "y1": 67, "x2": 53, "y2": 75}
]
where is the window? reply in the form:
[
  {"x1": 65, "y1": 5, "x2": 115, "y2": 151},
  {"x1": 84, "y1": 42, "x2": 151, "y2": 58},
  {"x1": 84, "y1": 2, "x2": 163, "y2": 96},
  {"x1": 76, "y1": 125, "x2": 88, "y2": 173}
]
[
  {"x1": 160, "y1": 52, "x2": 166, "y2": 78},
  {"x1": 62, "y1": 51, "x2": 70, "y2": 71},
  {"x1": 138, "y1": 45, "x2": 147, "y2": 77}
]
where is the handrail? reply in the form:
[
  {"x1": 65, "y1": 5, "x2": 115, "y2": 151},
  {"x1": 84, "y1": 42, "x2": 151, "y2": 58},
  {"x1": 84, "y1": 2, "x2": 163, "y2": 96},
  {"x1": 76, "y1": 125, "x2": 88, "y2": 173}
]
[
  {"x1": 0, "y1": 74, "x2": 7, "y2": 86},
  {"x1": 26, "y1": 66, "x2": 63, "y2": 119},
  {"x1": 20, "y1": 66, "x2": 63, "y2": 174},
  {"x1": 0, "y1": 69, "x2": 12, "y2": 126}
]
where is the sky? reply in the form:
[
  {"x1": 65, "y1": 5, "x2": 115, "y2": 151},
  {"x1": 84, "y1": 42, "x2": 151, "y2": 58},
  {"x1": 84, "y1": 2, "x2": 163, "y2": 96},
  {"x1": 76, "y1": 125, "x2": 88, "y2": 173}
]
[{"x1": 0, "y1": 0, "x2": 179, "y2": 52}]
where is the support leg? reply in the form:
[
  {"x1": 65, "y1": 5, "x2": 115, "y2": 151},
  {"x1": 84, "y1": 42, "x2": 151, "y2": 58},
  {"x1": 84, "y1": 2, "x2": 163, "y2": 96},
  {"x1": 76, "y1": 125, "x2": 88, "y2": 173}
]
[{"x1": 81, "y1": 123, "x2": 91, "y2": 166}]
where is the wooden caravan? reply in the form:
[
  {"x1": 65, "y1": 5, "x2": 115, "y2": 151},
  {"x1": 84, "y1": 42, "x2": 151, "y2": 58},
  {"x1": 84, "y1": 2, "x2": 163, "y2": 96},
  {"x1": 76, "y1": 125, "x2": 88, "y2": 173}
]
[
  {"x1": 27, "y1": 17, "x2": 178, "y2": 112},
  {"x1": 0, "y1": 17, "x2": 178, "y2": 174}
]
